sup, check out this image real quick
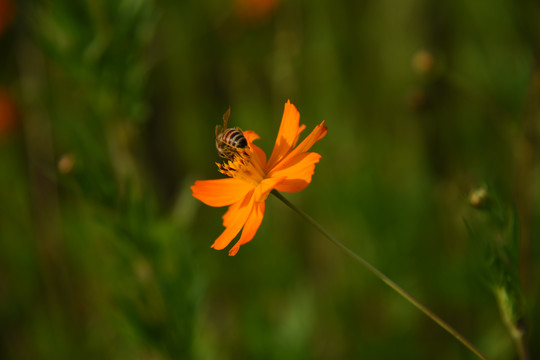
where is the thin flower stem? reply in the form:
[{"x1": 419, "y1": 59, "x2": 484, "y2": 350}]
[{"x1": 271, "y1": 190, "x2": 489, "y2": 360}]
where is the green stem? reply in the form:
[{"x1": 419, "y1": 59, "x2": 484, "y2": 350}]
[{"x1": 271, "y1": 190, "x2": 489, "y2": 360}]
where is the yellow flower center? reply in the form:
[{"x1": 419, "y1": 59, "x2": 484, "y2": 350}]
[{"x1": 216, "y1": 148, "x2": 265, "y2": 186}]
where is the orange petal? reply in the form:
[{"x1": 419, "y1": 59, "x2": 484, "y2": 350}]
[
  {"x1": 211, "y1": 191, "x2": 254, "y2": 250},
  {"x1": 253, "y1": 176, "x2": 286, "y2": 202},
  {"x1": 243, "y1": 130, "x2": 267, "y2": 169},
  {"x1": 271, "y1": 120, "x2": 327, "y2": 172},
  {"x1": 293, "y1": 120, "x2": 327, "y2": 154},
  {"x1": 228, "y1": 200, "x2": 265, "y2": 256},
  {"x1": 243, "y1": 130, "x2": 260, "y2": 143},
  {"x1": 191, "y1": 178, "x2": 253, "y2": 207},
  {"x1": 248, "y1": 142, "x2": 267, "y2": 169},
  {"x1": 266, "y1": 100, "x2": 300, "y2": 170},
  {"x1": 222, "y1": 198, "x2": 242, "y2": 227},
  {"x1": 291, "y1": 124, "x2": 306, "y2": 149},
  {"x1": 271, "y1": 152, "x2": 321, "y2": 193}
]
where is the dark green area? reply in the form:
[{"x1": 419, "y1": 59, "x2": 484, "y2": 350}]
[{"x1": 0, "y1": 0, "x2": 539, "y2": 359}]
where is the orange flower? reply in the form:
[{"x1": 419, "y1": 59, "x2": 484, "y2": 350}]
[
  {"x1": 0, "y1": 89, "x2": 17, "y2": 136},
  {"x1": 0, "y1": 0, "x2": 16, "y2": 36},
  {"x1": 234, "y1": 0, "x2": 280, "y2": 22},
  {"x1": 191, "y1": 100, "x2": 327, "y2": 256}
]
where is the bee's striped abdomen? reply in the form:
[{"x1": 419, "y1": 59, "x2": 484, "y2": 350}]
[
  {"x1": 216, "y1": 127, "x2": 248, "y2": 159},
  {"x1": 222, "y1": 128, "x2": 247, "y2": 149}
]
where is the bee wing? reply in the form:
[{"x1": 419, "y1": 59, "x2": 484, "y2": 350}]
[{"x1": 222, "y1": 106, "x2": 231, "y2": 129}]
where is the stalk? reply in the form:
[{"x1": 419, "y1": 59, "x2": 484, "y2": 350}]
[{"x1": 271, "y1": 190, "x2": 489, "y2": 360}]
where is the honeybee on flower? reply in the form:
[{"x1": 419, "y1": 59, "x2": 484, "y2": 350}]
[
  {"x1": 191, "y1": 100, "x2": 327, "y2": 256},
  {"x1": 215, "y1": 107, "x2": 248, "y2": 160}
]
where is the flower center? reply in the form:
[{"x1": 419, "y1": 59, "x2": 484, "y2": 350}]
[{"x1": 216, "y1": 148, "x2": 265, "y2": 186}]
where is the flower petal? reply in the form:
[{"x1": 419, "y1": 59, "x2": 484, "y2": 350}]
[
  {"x1": 271, "y1": 152, "x2": 321, "y2": 193},
  {"x1": 272, "y1": 120, "x2": 327, "y2": 172},
  {"x1": 292, "y1": 124, "x2": 306, "y2": 148},
  {"x1": 292, "y1": 120, "x2": 327, "y2": 154},
  {"x1": 211, "y1": 191, "x2": 254, "y2": 250},
  {"x1": 191, "y1": 178, "x2": 253, "y2": 207},
  {"x1": 228, "y1": 201, "x2": 265, "y2": 256},
  {"x1": 254, "y1": 176, "x2": 286, "y2": 202},
  {"x1": 222, "y1": 198, "x2": 242, "y2": 227},
  {"x1": 249, "y1": 143, "x2": 267, "y2": 169},
  {"x1": 266, "y1": 100, "x2": 300, "y2": 170},
  {"x1": 242, "y1": 130, "x2": 267, "y2": 169},
  {"x1": 242, "y1": 130, "x2": 260, "y2": 143}
]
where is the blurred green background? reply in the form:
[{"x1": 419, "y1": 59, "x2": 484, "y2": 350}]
[{"x1": 1, "y1": 0, "x2": 539, "y2": 359}]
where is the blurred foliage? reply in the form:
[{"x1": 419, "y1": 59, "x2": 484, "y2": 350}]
[
  {"x1": 0, "y1": 0, "x2": 539, "y2": 359},
  {"x1": 466, "y1": 187, "x2": 527, "y2": 359}
]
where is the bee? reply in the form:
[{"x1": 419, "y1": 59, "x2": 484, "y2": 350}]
[{"x1": 215, "y1": 107, "x2": 248, "y2": 159}]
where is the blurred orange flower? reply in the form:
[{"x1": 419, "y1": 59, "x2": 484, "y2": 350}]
[
  {"x1": 191, "y1": 100, "x2": 327, "y2": 256},
  {"x1": 0, "y1": 0, "x2": 16, "y2": 36},
  {"x1": 234, "y1": 0, "x2": 280, "y2": 22},
  {"x1": 0, "y1": 90, "x2": 17, "y2": 136}
]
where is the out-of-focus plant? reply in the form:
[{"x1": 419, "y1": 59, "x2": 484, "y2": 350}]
[
  {"x1": 466, "y1": 186, "x2": 528, "y2": 360},
  {"x1": 0, "y1": 1, "x2": 200, "y2": 359}
]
